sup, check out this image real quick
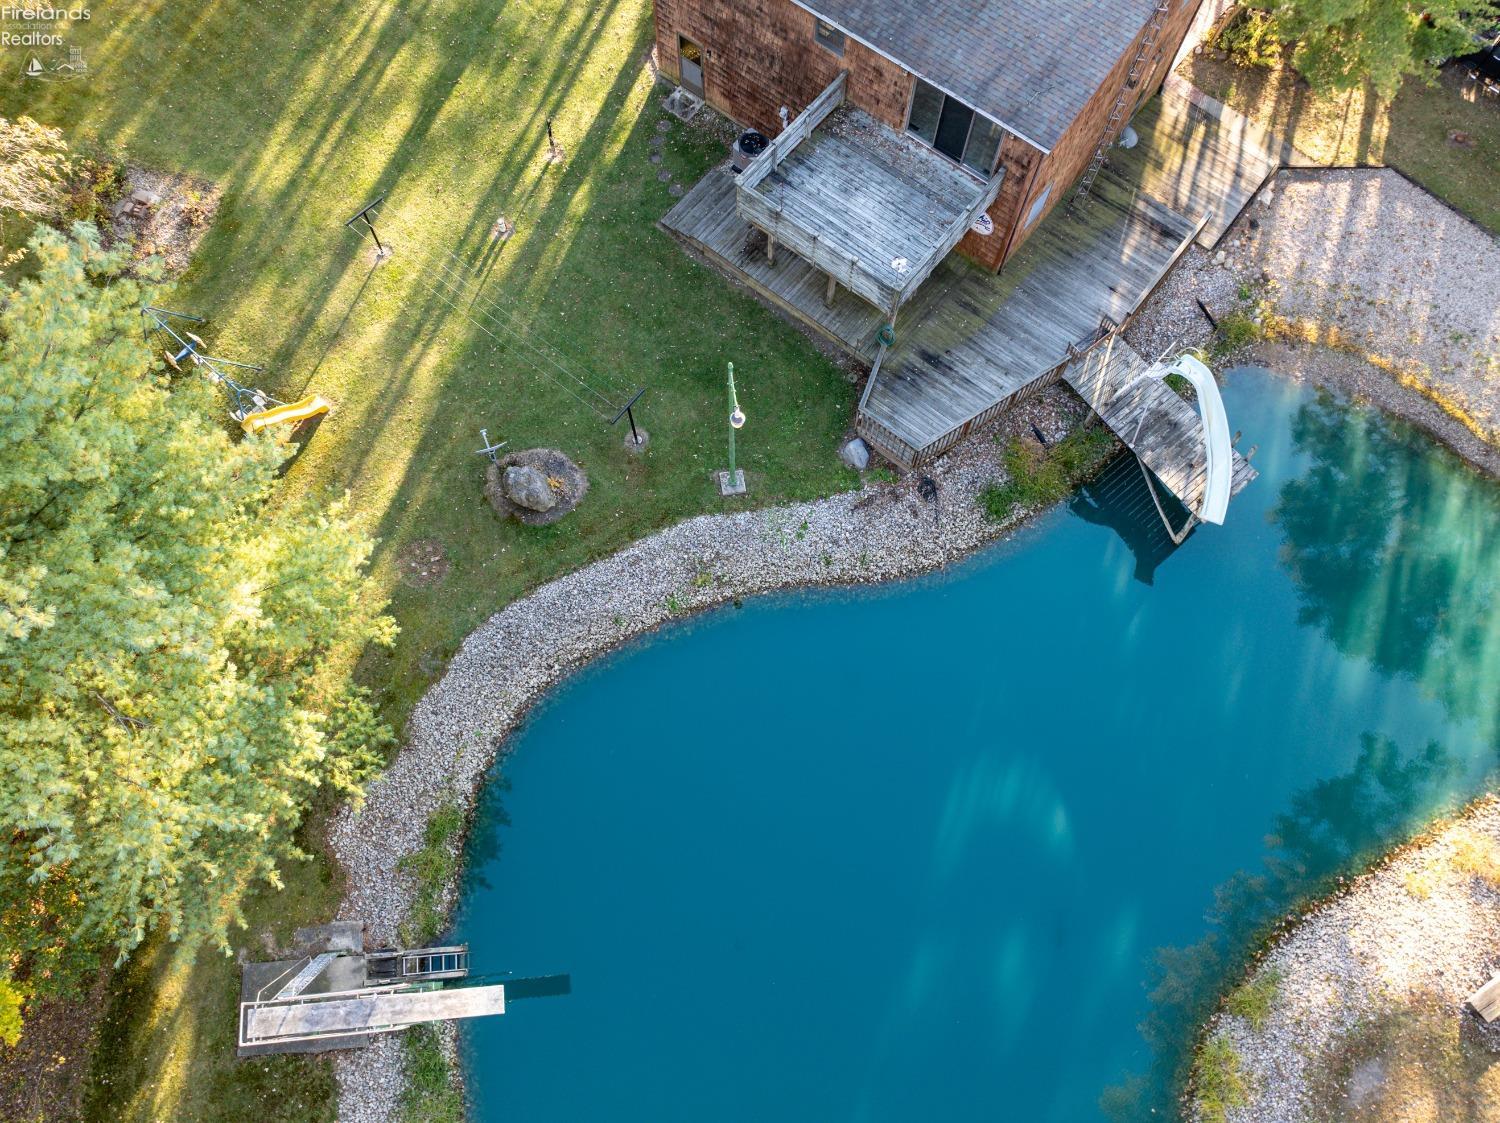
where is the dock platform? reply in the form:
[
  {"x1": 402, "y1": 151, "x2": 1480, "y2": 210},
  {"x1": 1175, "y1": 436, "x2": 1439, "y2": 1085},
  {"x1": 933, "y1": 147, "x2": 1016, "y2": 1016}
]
[
  {"x1": 241, "y1": 984, "x2": 506, "y2": 1051},
  {"x1": 1063, "y1": 337, "x2": 1257, "y2": 513}
]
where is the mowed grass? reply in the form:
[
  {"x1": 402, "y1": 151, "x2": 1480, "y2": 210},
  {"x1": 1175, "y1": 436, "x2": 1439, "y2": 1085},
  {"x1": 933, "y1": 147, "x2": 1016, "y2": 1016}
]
[
  {"x1": 2, "y1": 1, "x2": 856, "y2": 1117},
  {"x1": 1181, "y1": 55, "x2": 1500, "y2": 234}
]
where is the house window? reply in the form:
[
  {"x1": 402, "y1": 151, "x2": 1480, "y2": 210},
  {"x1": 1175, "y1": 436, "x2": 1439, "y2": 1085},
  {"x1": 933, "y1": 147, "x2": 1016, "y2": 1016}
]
[
  {"x1": 963, "y1": 118, "x2": 1003, "y2": 175},
  {"x1": 814, "y1": 19, "x2": 845, "y2": 55},
  {"x1": 1024, "y1": 184, "x2": 1052, "y2": 229},
  {"x1": 905, "y1": 78, "x2": 1002, "y2": 173}
]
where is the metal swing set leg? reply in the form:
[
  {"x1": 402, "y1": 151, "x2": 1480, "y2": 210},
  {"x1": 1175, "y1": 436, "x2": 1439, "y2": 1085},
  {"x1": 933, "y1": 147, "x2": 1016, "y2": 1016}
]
[{"x1": 142, "y1": 306, "x2": 332, "y2": 434}]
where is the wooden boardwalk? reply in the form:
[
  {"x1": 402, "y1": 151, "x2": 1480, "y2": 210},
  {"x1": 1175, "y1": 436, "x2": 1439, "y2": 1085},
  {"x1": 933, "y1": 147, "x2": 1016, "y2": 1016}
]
[
  {"x1": 1063, "y1": 337, "x2": 1257, "y2": 514},
  {"x1": 859, "y1": 160, "x2": 1202, "y2": 455},
  {"x1": 662, "y1": 87, "x2": 1272, "y2": 492},
  {"x1": 1110, "y1": 86, "x2": 1279, "y2": 248}
]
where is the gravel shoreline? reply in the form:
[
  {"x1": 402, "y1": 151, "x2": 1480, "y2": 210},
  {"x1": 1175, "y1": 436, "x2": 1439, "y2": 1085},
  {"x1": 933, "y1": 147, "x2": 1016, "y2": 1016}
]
[
  {"x1": 1247, "y1": 340, "x2": 1500, "y2": 479},
  {"x1": 329, "y1": 387, "x2": 1101, "y2": 1121},
  {"x1": 1193, "y1": 798, "x2": 1500, "y2": 1123},
  {"x1": 329, "y1": 165, "x2": 1500, "y2": 1121}
]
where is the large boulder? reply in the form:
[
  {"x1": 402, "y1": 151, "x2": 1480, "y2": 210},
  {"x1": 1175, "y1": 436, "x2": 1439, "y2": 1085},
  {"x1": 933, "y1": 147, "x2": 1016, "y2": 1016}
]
[
  {"x1": 503, "y1": 465, "x2": 555, "y2": 512},
  {"x1": 484, "y1": 448, "x2": 589, "y2": 527},
  {"x1": 839, "y1": 438, "x2": 870, "y2": 471}
]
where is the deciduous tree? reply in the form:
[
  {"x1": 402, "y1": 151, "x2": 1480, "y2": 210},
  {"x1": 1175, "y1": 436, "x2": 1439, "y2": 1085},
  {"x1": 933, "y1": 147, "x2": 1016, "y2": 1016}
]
[{"x1": 1255, "y1": 0, "x2": 1498, "y2": 98}]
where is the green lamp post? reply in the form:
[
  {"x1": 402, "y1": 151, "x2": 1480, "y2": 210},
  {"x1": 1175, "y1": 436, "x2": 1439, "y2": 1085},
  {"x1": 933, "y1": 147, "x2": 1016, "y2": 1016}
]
[{"x1": 724, "y1": 362, "x2": 747, "y2": 494}]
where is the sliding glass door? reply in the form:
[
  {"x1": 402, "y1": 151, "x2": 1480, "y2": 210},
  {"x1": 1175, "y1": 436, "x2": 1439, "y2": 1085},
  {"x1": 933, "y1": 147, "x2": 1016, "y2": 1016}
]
[{"x1": 905, "y1": 78, "x2": 1003, "y2": 174}]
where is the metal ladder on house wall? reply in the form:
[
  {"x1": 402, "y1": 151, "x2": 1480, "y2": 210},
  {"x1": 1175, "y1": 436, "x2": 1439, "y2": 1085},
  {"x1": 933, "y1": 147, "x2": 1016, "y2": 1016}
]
[{"x1": 1073, "y1": 1, "x2": 1171, "y2": 204}]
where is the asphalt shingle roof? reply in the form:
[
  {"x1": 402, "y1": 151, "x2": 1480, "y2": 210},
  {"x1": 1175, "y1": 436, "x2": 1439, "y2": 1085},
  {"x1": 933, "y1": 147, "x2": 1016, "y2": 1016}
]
[{"x1": 795, "y1": 0, "x2": 1159, "y2": 151}]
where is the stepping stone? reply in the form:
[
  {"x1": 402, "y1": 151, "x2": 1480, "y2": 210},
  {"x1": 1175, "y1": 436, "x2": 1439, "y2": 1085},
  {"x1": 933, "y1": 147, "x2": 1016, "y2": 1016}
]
[
  {"x1": 669, "y1": 184, "x2": 684, "y2": 197},
  {"x1": 649, "y1": 134, "x2": 665, "y2": 148},
  {"x1": 657, "y1": 169, "x2": 672, "y2": 182},
  {"x1": 656, "y1": 120, "x2": 670, "y2": 132},
  {"x1": 649, "y1": 153, "x2": 662, "y2": 165}
]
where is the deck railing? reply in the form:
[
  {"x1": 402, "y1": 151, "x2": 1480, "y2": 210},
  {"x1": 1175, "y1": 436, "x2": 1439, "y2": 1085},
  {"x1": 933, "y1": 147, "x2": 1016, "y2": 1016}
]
[
  {"x1": 737, "y1": 71, "x2": 847, "y2": 193},
  {"x1": 736, "y1": 69, "x2": 998, "y2": 319},
  {"x1": 857, "y1": 319, "x2": 1125, "y2": 469},
  {"x1": 893, "y1": 167, "x2": 1006, "y2": 309}
]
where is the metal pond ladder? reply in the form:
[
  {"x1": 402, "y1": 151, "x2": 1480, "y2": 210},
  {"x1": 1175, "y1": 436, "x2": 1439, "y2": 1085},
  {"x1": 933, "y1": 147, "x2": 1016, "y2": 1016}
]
[{"x1": 1073, "y1": 2, "x2": 1171, "y2": 204}]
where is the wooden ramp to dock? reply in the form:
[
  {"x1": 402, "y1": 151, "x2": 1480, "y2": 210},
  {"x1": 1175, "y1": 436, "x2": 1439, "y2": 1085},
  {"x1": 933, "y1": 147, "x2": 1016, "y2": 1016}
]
[
  {"x1": 241, "y1": 984, "x2": 505, "y2": 1049},
  {"x1": 1109, "y1": 86, "x2": 1280, "y2": 248},
  {"x1": 660, "y1": 166, "x2": 884, "y2": 361},
  {"x1": 1063, "y1": 338, "x2": 1257, "y2": 514}
]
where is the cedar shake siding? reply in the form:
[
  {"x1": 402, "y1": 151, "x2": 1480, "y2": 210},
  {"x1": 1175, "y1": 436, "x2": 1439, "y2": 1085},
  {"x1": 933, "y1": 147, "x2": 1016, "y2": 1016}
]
[
  {"x1": 653, "y1": 0, "x2": 1206, "y2": 271},
  {"x1": 654, "y1": 0, "x2": 912, "y2": 134},
  {"x1": 955, "y1": 132, "x2": 1041, "y2": 269}
]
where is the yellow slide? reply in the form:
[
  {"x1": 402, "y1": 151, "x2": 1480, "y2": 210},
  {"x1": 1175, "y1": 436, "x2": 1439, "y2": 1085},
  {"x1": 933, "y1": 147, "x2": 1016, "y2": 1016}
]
[{"x1": 240, "y1": 394, "x2": 332, "y2": 435}]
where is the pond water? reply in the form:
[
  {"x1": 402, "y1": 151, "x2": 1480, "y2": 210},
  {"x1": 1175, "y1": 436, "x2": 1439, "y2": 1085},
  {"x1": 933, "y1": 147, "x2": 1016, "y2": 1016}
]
[{"x1": 454, "y1": 368, "x2": 1500, "y2": 1122}]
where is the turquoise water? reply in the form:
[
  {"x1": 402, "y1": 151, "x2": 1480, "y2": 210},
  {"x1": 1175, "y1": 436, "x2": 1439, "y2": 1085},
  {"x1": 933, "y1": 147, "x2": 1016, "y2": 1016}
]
[{"x1": 454, "y1": 368, "x2": 1500, "y2": 1121}]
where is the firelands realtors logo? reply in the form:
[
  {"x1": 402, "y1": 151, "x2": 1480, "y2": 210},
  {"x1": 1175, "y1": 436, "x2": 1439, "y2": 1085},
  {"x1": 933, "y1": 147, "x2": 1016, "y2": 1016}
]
[{"x1": 3, "y1": 5, "x2": 91, "y2": 80}]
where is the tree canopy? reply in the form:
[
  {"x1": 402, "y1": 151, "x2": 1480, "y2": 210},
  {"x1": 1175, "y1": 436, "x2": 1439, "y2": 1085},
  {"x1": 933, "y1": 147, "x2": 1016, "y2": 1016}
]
[
  {"x1": 1255, "y1": 0, "x2": 1499, "y2": 98},
  {"x1": 0, "y1": 116, "x2": 72, "y2": 222},
  {"x1": 0, "y1": 225, "x2": 394, "y2": 1001}
]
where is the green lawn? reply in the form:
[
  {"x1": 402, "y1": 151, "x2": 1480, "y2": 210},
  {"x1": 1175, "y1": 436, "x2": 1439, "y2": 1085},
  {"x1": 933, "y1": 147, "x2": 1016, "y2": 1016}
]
[
  {"x1": 1181, "y1": 54, "x2": 1500, "y2": 234},
  {"x1": 3, "y1": 1, "x2": 857, "y2": 1117}
]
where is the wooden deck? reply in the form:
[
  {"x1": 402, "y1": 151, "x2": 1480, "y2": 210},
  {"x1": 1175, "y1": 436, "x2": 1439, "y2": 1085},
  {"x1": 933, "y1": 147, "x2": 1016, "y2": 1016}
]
[
  {"x1": 662, "y1": 87, "x2": 1273, "y2": 490},
  {"x1": 661, "y1": 166, "x2": 886, "y2": 359},
  {"x1": 1064, "y1": 337, "x2": 1257, "y2": 513},
  {"x1": 734, "y1": 74, "x2": 1000, "y2": 317},
  {"x1": 1109, "y1": 86, "x2": 1279, "y2": 248},
  {"x1": 859, "y1": 160, "x2": 1202, "y2": 456}
]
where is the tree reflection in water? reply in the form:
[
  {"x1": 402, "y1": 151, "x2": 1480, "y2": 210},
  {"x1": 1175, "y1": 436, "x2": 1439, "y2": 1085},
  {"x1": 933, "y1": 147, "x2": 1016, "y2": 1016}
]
[
  {"x1": 1107, "y1": 390, "x2": 1500, "y2": 1119},
  {"x1": 1274, "y1": 391, "x2": 1500, "y2": 747}
]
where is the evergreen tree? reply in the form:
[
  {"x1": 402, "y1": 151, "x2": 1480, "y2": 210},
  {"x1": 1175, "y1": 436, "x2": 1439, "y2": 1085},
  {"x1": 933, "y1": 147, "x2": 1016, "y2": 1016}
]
[
  {"x1": 1258, "y1": 0, "x2": 1498, "y2": 98},
  {"x1": 0, "y1": 226, "x2": 394, "y2": 1002}
]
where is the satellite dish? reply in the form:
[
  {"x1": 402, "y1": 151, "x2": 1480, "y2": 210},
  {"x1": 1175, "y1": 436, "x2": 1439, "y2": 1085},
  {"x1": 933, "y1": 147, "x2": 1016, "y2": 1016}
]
[{"x1": 970, "y1": 212, "x2": 994, "y2": 237}]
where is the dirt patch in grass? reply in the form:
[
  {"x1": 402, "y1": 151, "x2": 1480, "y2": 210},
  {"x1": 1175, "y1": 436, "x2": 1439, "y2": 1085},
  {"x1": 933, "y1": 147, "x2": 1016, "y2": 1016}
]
[
  {"x1": 396, "y1": 538, "x2": 450, "y2": 589},
  {"x1": 0, "y1": 971, "x2": 109, "y2": 1122},
  {"x1": 1306, "y1": 996, "x2": 1500, "y2": 1122},
  {"x1": 1180, "y1": 55, "x2": 1500, "y2": 234},
  {"x1": 108, "y1": 166, "x2": 221, "y2": 276}
]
